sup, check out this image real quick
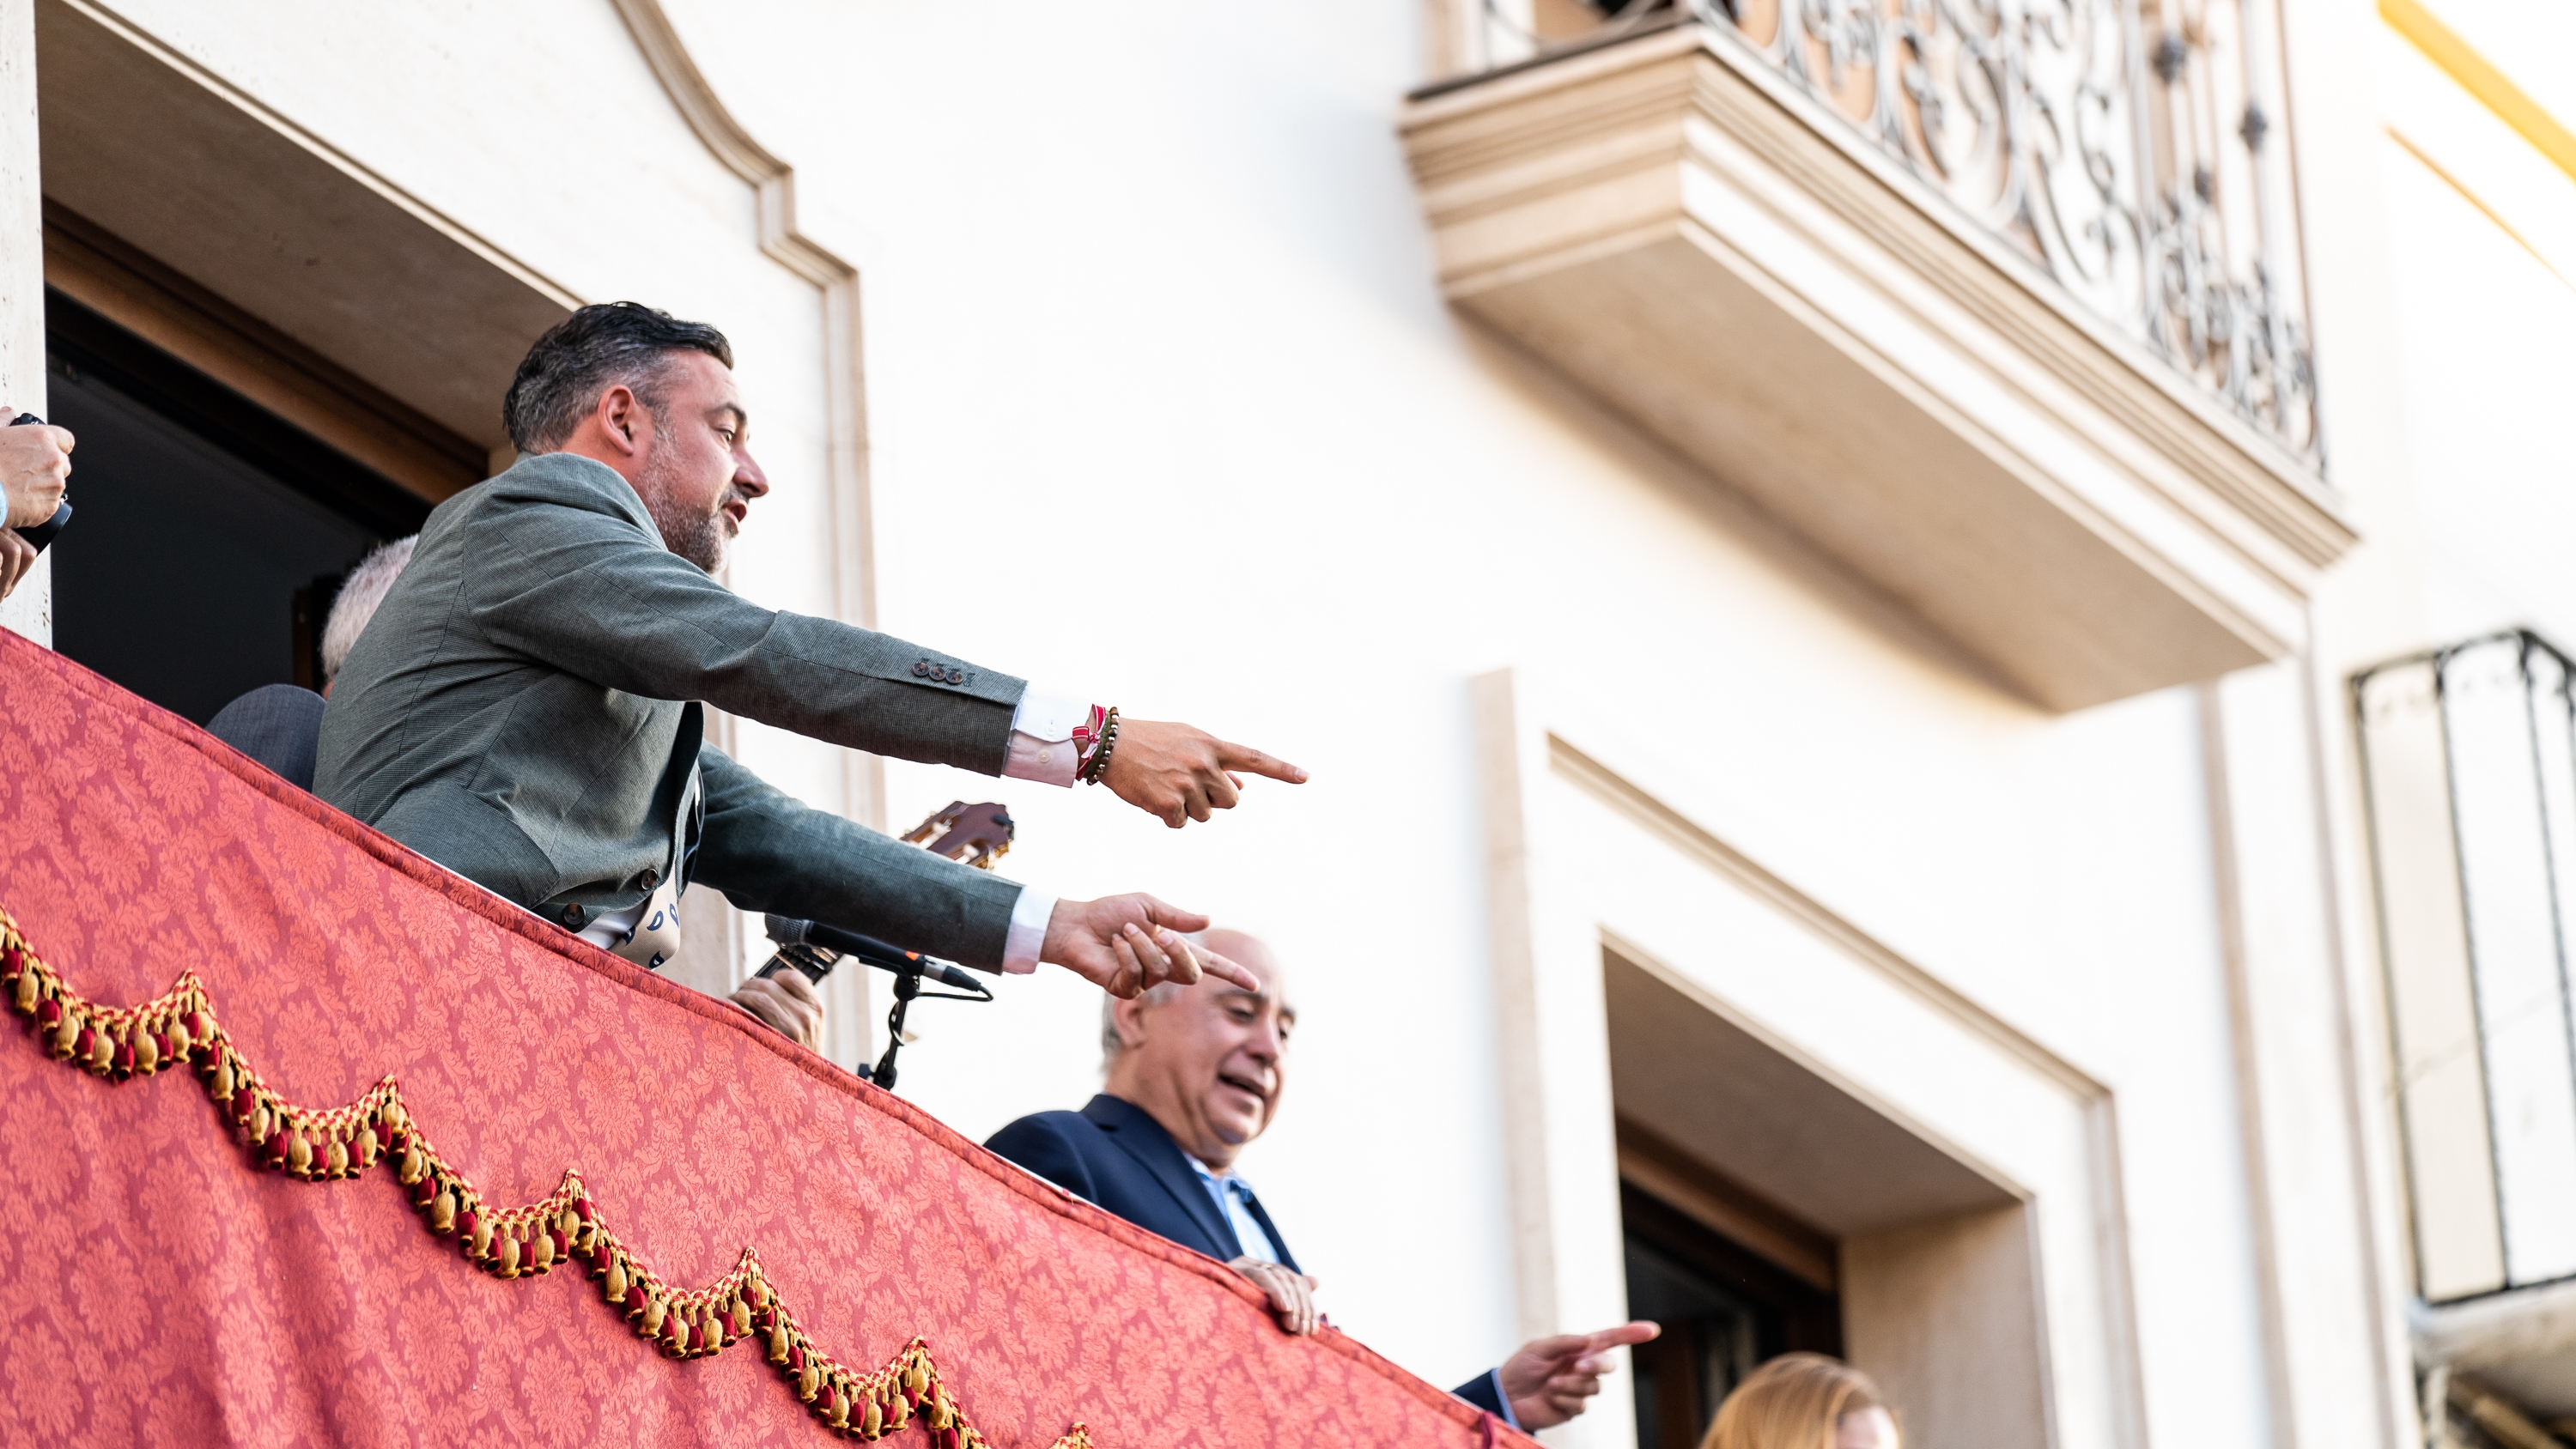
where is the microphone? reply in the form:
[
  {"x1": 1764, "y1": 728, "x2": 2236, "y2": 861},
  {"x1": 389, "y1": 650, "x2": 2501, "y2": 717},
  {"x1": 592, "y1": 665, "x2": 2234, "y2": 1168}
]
[
  {"x1": 8, "y1": 414, "x2": 71, "y2": 554},
  {"x1": 759, "y1": 915, "x2": 987, "y2": 995}
]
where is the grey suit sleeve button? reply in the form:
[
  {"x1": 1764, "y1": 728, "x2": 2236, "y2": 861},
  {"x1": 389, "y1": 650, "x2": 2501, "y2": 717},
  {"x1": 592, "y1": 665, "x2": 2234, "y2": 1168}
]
[
  {"x1": 562, "y1": 903, "x2": 586, "y2": 928},
  {"x1": 640, "y1": 868, "x2": 659, "y2": 889},
  {"x1": 912, "y1": 661, "x2": 931, "y2": 677},
  {"x1": 946, "y1": 668, "x2": 965, "y2": 685}
]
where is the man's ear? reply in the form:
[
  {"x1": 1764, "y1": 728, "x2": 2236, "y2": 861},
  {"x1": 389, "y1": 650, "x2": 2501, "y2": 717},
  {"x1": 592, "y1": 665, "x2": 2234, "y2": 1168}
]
[
  {"x1": 596, "y1": 385, "x2": 649, "y2": 457},
  {"x1": 1112, "y1": 995, "x2": 1151, "y2": 1053}
]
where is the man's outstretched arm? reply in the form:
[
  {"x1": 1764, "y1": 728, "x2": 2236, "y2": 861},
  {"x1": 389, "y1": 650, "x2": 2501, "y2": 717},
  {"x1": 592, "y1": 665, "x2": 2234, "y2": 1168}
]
[
  {"x1": 692, "y1": 748, "x2": 1254, "y2": 995},
  {"x1": 470, "y1": 459, "x2": 1303, "y2": 822}
]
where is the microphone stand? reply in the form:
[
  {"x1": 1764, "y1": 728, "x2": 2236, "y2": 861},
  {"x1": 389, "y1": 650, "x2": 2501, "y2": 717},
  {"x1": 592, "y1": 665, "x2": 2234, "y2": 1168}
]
[{"x1": 860, "y1": 956, "x2": 991, "y2": 1092}]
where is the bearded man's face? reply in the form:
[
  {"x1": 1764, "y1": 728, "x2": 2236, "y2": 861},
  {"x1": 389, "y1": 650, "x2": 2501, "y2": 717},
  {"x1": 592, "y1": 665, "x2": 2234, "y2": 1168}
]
[{"x1": 629, "y1": 349, "x2": 768, "y2": 573}]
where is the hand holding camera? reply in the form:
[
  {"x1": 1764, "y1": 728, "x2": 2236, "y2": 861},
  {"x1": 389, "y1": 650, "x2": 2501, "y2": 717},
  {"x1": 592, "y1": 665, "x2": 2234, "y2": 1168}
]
[
  {"x1": 3, "y1": 409, "x2": 72, "y2": 530},
  {"x1": 0, "y1": 409, "x2": 73, "y2": 599}
]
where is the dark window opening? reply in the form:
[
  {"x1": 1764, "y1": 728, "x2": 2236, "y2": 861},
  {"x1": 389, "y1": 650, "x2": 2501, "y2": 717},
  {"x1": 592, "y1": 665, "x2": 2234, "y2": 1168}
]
[
  {"x1": 1625, "y1": 1181, "x2": 1842, "y2": 1449},
  {"x1": 44, "y1": 288, "x2": 433, "y2": 723}
]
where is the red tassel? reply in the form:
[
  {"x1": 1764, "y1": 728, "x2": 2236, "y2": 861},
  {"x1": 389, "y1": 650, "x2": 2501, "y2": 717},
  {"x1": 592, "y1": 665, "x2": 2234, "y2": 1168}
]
[{"x1": 35, "y1": 998, "x2": 58, "y2": 1030}]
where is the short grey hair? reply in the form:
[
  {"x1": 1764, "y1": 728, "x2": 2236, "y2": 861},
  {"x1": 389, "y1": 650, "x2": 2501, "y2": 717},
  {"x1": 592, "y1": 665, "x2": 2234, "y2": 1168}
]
[
  {"x1": 320, "y1": 535, "x2": 417, "y2": 681},
  {"x1": 1099, "y1": 982, "x2": 1188, "y2": 1070},
  {"x1": 501, "y1": 302, "x2": 734, "y2": 453}
]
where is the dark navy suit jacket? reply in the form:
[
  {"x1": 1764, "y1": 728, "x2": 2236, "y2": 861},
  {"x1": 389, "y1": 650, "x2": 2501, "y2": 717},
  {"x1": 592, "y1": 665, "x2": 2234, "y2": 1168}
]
[
  {"x1": 207, "y1": 684, "x2": 326, "y2": 791},
  {"x1": 986, "y1": 1094, "x2": 1510, "y2": 1419}
]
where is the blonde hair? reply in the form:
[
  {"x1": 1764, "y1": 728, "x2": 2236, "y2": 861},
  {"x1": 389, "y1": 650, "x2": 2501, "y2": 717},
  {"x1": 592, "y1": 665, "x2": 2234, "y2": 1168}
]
[{"x1": 1701, "y1": 1354, "x2": 1893, "y2": 1449}]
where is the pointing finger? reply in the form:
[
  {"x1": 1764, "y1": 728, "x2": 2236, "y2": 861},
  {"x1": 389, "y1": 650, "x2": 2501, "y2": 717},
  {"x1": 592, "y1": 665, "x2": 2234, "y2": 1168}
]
[
  {"x1": 1589, "y1": 1321, "x2": 1661, "y2": 1350},
  {"x1": 1191, "y1": 943, "x2": 1261, "y2": 992},
  {"x1": 1216, "y1": 743, "x2": 1308, "y2": 785}
]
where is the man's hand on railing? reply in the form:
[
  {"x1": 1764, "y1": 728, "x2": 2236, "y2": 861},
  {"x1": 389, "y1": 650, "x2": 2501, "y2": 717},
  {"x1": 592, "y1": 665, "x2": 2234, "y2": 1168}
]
[{"x1": 1228, "y1": 1257, "x2": 1320, "y2": 1337}]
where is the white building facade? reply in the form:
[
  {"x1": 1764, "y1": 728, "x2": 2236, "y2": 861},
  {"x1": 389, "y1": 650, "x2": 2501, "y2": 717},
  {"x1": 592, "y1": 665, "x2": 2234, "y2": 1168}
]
[{"x1": 3, "y1": 0, "x2": 2570, "y2": 1445}]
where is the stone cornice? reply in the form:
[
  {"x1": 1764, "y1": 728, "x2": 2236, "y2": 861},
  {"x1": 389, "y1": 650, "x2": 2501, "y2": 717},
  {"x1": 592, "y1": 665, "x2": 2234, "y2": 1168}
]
[{"x1": 1401, "y1": 24, "x2": 2359, "y2": 710}]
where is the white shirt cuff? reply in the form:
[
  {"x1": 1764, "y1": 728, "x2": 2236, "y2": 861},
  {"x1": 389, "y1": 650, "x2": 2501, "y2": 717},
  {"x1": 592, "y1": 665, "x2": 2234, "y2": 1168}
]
[
  {"x1": 1002, "y1": 887, "x2": 1054, "y2": 974},
  {"x1": 1003, "y1": 730, "x2": 1082, "y2": 786},
  {"x1": 1009, "y1": 683, "x2": 1091, "y2": 743},
  {"x1": 1003, "y1": 684, "x2": 1092, "y2": 787}
]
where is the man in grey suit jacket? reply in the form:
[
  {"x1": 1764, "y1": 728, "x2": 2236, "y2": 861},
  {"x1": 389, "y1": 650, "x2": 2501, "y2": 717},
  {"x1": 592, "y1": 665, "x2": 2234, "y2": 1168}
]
[{"x1": 317, "y1": 303, "x2": 1300, "y2": 1040}]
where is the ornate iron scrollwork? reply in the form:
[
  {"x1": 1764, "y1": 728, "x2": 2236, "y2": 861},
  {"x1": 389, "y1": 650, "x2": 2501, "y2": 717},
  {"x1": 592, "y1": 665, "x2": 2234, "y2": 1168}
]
[{"x1": 1476, "y1": 0, "x2": 2321, "y2": 463}]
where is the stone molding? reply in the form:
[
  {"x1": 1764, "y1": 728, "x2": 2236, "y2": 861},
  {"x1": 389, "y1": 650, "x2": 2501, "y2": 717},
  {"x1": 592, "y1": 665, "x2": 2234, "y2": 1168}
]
[
  {"x1": 605, "y1": 0, "x2": 884, "y2": 840},
  {"x1": 1404, "y1": 26, "x2": 2360, "y2": 711}
]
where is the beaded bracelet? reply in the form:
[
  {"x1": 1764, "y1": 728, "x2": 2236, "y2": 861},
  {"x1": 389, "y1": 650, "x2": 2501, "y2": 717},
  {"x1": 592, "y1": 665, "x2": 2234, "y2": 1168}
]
[{"x1": 1078, "y1": 708, "x2": 1121, "y2": 786}]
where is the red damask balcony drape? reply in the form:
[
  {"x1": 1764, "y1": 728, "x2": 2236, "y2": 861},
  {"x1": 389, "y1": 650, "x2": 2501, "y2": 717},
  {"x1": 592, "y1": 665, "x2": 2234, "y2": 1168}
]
[{"x1": 0, "y1": 631, "x2": 1513, "y2": 1448}]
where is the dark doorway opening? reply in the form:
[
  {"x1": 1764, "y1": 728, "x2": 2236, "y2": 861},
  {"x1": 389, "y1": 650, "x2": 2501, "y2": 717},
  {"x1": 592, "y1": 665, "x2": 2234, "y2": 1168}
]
[
  {"x1": 1625, "y1": 1181, "x2": 1843, "y2": 1449},
  {"x1": 44, "y1": 289, "x2": 432, "y2": 724}
]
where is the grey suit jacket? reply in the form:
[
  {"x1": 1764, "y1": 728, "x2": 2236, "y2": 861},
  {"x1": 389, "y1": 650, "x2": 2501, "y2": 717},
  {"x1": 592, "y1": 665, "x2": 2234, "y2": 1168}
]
[{"x1": 313, "y1": 452, "x2": 1028, "y2": 968}]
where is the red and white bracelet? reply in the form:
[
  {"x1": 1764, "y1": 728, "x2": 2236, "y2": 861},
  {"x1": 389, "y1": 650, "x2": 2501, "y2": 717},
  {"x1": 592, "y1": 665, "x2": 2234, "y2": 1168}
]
[{"x1": 1074, "y1": 706, "x2": 1121, "y2": 786}]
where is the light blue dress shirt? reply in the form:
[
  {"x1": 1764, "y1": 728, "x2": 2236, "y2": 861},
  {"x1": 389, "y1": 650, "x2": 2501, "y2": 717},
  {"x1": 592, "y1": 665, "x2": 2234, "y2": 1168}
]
[{"x1": 1186, "y1": 1155, "x2": 1284, "y2": 1264}]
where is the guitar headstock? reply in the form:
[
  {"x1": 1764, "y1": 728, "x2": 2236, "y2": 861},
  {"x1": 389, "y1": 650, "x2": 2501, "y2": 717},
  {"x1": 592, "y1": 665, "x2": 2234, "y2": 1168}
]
[{"x1": 902, "y1": 801, "x2": 1015, "y2": 870}]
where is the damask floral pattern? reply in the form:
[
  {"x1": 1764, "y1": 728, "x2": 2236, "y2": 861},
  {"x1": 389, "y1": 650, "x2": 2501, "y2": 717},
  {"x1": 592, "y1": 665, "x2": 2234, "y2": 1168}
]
[{"x1": 0, "y1": 633, "x2": 1517, "y2": 1448}]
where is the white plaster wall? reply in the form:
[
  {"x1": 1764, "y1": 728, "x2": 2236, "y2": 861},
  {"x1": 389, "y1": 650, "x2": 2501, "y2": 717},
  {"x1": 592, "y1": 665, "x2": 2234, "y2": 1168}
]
[
  {"x1": 2309, "y1": 15, "x2": 2576, "y2": 664},
  {"x1": 645, "y1": 0, "x2": 2291, "y2": 1425},
  {"x1": 64, "y1": 0, "x2": 2386, "y2": 1436},
  {"x1": 2269, "y1": 0, "x2": 2576, "y2": 1440},
  {"x1": 0, "y1": 0, "x2": 46, "y2": 646},
  {"x1": 2377, "y1": 123, "x2": 2576, "y2": 650}
]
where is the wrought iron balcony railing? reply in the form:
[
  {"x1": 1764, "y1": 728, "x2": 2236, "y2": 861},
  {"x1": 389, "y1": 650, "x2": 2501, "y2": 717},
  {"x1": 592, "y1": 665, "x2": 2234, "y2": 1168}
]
[
  {"x1": 2357, "y1": 633, "x2": 2576, "y2": 1303},
  {"x1": 1458, "y1": 0, "x2": 2319, "y2": 464}
]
